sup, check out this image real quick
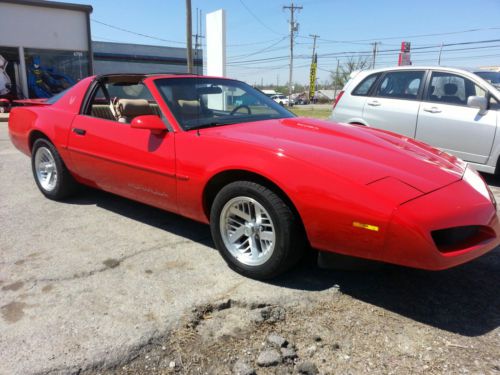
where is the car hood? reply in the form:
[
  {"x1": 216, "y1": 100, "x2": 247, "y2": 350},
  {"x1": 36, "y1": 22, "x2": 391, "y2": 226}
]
[{"x1": 200, "y1": 117, "x2": 466, "y2": 193}]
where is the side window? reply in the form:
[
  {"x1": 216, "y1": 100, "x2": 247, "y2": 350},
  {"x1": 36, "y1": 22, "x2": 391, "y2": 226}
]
[
  {"x1": 86, "y1": 81, "x2": 161, "y2": 123},
  {"x1": 426, "y1": 72, "x2": 479, "y2": 106},
  {"x1": 490, "y1": 96, "x2": 500, "y2": 110},
  {"x1": 375, "y1": 71, "x2": 424, "y2": 100},
  {"x1": 352, "y1": 74, "x2": 379, "y2": 96},
  {"x1": 87, "y1": 85, "x2": 116, "y2": 121}
]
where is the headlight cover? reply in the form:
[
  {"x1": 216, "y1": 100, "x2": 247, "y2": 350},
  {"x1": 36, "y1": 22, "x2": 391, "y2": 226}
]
[{"x1": 463, "y1": 166, "x2": 495, "y2": 206}]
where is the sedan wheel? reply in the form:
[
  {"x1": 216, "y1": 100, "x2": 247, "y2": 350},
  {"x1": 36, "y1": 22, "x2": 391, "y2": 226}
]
[{"x1": 210, "y1": 181, "x2": 305, "y2": 279}]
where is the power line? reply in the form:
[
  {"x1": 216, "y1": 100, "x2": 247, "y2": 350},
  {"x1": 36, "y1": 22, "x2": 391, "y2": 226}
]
[
  {"x1": 228, "y1": 37, "x2": 288, "y2": 60},
  {"x1": 92, "y1": 19, "x2": 186, "y2": 45},
  {"x1": 301, "y1": 26, "x2": 500, "y2": 44},
  {"x1": 227, "y1": 38, "x2": 283, "y2": 47},
  {"x1": 238, "y1": 0, "x2": 284, "y2": 36},
  {"x1": 302, "y1": 38, "x2": 500, "y2": 60}
]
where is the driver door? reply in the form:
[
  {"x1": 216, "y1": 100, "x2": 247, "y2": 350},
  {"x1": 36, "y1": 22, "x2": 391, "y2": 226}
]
[{"x1": 67, "y1": 80, "x2": 177, "y2": 212}]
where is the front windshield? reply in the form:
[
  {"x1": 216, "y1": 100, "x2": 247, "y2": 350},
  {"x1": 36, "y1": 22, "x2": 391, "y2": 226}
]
[
  {"x1": 154, "y1": 77, "x2": 294, "y2": 130},
  {"x1": 475, "y1": 71, "x2": 500, "y2": 85}
]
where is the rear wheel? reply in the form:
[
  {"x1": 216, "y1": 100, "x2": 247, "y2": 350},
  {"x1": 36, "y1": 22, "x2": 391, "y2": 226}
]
[
  {"x1": 31, "y1": 138, "x2": 79, "y2": 200},
  {"x1": 210, "y1": 181, "x2": 305, "y2": 279}
]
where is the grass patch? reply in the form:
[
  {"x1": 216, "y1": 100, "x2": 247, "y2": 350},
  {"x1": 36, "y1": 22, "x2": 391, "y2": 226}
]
[{"x1": 290, "y1": 107, "x2": 331, "y2": 119}]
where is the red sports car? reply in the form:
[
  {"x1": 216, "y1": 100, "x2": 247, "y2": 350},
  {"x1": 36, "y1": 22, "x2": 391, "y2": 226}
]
[{"x1": 8, "y1": 73, "x2": 499, "y2": 279}]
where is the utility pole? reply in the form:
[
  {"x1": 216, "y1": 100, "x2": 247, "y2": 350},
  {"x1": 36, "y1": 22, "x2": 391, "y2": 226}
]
[
  {"x1": 438, "y1": 42, "x2": 444, "y2": 65},
  {"x1": 371, "y1": 42, "x2": 379, "y2": 69},
  {"x1": 283, "y1": 1, "x2": 302, "y2": 104},
  {"x1": 310, "y1": 34, "x2": 319, "y2": 61},
  {"x1": 186, "y1": 0, "x2": 193, "y2": 73},
  {"x1": 193, "y1": 8, "x2": 204, "y2": 74},
  {"x1": 335, "y1": 58, "x2": 340, "y2": 90},
  {"x1": 308, "y1": 34, "x2": 319, "y2": 101}
]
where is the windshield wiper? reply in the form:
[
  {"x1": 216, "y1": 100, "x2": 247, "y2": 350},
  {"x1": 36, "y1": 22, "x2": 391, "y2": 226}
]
[{"x1": 186, "y1": 120, "x2": 241, "y2": 131}]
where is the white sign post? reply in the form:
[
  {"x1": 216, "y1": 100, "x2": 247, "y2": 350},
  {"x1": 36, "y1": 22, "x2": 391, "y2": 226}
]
[
  {"x1": 206, "y1": 9, "x2": 226, "y2": 77},
  {"x1": 206, "y1": 9, "x2": 227, "y2": 110}
]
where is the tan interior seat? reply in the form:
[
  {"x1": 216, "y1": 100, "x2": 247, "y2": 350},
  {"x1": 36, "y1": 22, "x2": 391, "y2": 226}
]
[
  {"x1": 91, "y1": 105, "x2": 116, "y2": 121},
  {"x1": 177, "y1": 99, "x2": 201, "y2": 119},
  {"x1": 149, "y1": 103, "x2": 162, "y2": 116},
  {"x1": 116, "y1": 99, "x2": 153, "y2": 123}
]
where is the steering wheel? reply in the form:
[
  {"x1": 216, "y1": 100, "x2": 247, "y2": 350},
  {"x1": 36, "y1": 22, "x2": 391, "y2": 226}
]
[{"x1": 230, "y1": 105, "x2": 252, "y2": 116}]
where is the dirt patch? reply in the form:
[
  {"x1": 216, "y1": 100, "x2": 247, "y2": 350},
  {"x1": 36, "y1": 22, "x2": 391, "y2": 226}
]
[
  {"x1": 164, "y1": 260, "x2": 188, "y2": 270},
  {"x1": 2, "y1": 281, "x2": 24, "y2": 292},
  {"x1": 88, "y1": 292, "x2": 500, "y2": 375},
  {"x1": 41, "y1": 284, "x2": 53, "y2": 293},
  {"x1": 1, "y1": 301, "x2": 28, "y2": 323},
  {"x1": 103, "y1": 258, "x2": 121, "y2": 269}
]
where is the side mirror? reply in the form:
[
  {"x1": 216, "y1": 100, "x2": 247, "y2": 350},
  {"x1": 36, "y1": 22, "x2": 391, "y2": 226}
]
[
  {"x1": 131, "y1": 115, "x2": 166, "y2": 134},
  {"x1": 467, "y1": 96, "x2": 488, "y2": 115}
]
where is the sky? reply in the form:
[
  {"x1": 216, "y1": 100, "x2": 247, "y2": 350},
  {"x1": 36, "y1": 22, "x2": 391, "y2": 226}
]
[{"x1": 62, "y1": 0, "x2": 500, "y2": 86}]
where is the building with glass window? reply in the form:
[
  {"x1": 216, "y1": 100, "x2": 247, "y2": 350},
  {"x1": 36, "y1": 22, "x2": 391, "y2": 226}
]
[
  {"x1": 0, "y1": 0, "x2": 93, "y2": 100},
  {"x1": 0, "y1": 0, "x2": 203, "y2": 101},
  {"x1": 92, "y1": 41, "x2": 203, "y2": 76}
]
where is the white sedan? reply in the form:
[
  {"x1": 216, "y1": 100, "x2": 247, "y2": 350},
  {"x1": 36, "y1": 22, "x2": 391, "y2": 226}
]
[
  {"x1": 331, "y1": 66, "x2": 500, "y2": 174},
  {"x1": 271, "y1": 94, "x2": 293, "y2": 106}
]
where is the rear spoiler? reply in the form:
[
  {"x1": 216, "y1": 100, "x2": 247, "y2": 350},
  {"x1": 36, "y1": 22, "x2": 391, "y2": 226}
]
[{"x1": 12, "y1": 99, "x2": 49, "y2": 107}]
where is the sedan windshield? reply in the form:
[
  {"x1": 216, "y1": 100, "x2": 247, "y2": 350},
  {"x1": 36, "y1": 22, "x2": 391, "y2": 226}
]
[
  {"x1": 155, "y1": 77, "x2": 294, "y2": 130},
  {"x1": 474, "y1": 71, "x2": 500, "y2": 87}
]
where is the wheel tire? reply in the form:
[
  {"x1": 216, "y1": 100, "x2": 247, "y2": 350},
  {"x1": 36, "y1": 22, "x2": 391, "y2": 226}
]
[
  {"x1": 210, "y1": 181, "x2": 305, "y2": 279},
  {"x1": 31, "y1": 138, "x2": 79, "y2": 200}
]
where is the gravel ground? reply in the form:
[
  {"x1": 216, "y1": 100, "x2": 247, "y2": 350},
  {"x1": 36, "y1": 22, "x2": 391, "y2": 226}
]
[
  {"x1": 92, "y1": 251, "x2": 500, "y2": 375},
  {"x1": 0, "y1": 123, "x2": 499, "y2": 374}
]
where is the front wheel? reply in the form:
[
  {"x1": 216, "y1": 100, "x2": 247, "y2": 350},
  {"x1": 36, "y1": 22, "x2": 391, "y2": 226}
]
[
  {"x1": 210, "y1": 181, "x2": 305, "y2": 279},
  {"x1": 31, "y1": 138, "x2": 79, "y2": 200}
]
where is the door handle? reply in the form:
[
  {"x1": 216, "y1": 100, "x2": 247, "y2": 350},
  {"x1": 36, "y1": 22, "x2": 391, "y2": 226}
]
[
  {"x1": 72, "y1": 128, "x2": 86, "y2": 135},
  {"x1": 423, "y1": 107, "x2": 442, "y2": 114},
  {"x1": 367, "y1": 100, "x2": 381, "y2": 107}
]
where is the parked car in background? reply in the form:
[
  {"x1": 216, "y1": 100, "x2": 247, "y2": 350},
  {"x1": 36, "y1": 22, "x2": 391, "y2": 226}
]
[
  {"x1": 271, "y1": 94, "x2": 293, "y2": 106},
  {"x1": 331, "y1": 66, "x2": 500, "y2": 174},
  {"x1": 474, "y1": 70, "x2": 500, "y2": 90}
]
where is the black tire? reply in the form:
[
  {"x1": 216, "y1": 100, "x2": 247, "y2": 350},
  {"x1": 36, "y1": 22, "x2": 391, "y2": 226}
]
[
  {"x1": 210, "y1": 181, "x2": 305, "y2": 279},
  {"x1": 31, "y1": 138, "x2": 79, "y2": 200}
]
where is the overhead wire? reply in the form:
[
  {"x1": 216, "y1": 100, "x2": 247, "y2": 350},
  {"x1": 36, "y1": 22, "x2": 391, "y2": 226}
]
[{"x1": 238, "y1": 0, "x2": 285, "y2": 36}]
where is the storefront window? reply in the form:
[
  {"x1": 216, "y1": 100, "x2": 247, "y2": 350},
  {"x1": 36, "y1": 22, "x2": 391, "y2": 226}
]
[
  {"x1": 24, "y1": 48, "x2": 89, "y2": 98},
  {"x1": 0, "y1": 46, "x2": 21, "y2": 100}
]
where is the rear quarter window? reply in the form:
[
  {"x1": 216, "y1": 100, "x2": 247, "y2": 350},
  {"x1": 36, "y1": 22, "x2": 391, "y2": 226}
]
[{"x1": 352, "y1": 74, "x2": 379, "y2": 96}]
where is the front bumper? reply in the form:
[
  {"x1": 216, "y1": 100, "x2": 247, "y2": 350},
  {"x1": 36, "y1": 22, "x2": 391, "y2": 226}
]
[{"x1": 383, "y1": 178, "x2": 499, "y2": 270}]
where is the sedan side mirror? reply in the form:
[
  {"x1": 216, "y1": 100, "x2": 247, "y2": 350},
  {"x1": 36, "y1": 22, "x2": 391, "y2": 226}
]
[
  {"x1": 467, "y1": 96, "x2": 488, "y2": 115},
  {"x1": 131, "y1": 115, "x2": 167, "y2": 134}
]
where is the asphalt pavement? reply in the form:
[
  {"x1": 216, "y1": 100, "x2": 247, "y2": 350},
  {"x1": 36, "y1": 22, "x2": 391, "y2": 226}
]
[{"x1": 0, "y1": 124, "x2": 319, "y2": 374}]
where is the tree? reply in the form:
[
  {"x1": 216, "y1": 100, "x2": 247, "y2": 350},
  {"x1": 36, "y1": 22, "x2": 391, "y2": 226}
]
[{"x1": 330, "y1": 56, "x2": 370, "y2": 89}]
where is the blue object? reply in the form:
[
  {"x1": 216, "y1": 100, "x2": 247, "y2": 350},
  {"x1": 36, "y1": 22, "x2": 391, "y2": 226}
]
[{"x1": 27, "y1": 56, "x2": 75, "y2": 98}]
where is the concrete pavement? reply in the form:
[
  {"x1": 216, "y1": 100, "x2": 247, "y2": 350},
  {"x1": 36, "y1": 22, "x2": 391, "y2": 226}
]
[{"x1": 0, "y1": 124, "x2": 322, "y2": 374}]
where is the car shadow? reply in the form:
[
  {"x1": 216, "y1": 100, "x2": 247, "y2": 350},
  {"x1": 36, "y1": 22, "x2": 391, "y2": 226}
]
[
  {"x1": 481, "y1": 172, "x2": 500, "y2": 188},
  {"x1": 273, "y1": 248, "x2": 500, "y2": 337},
  {"x1": 64, "y1": 188, "x2": 499, "y2": 337},
  {"x1": 64, "y1": 187, "x2": 213, "y2": 248}
]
